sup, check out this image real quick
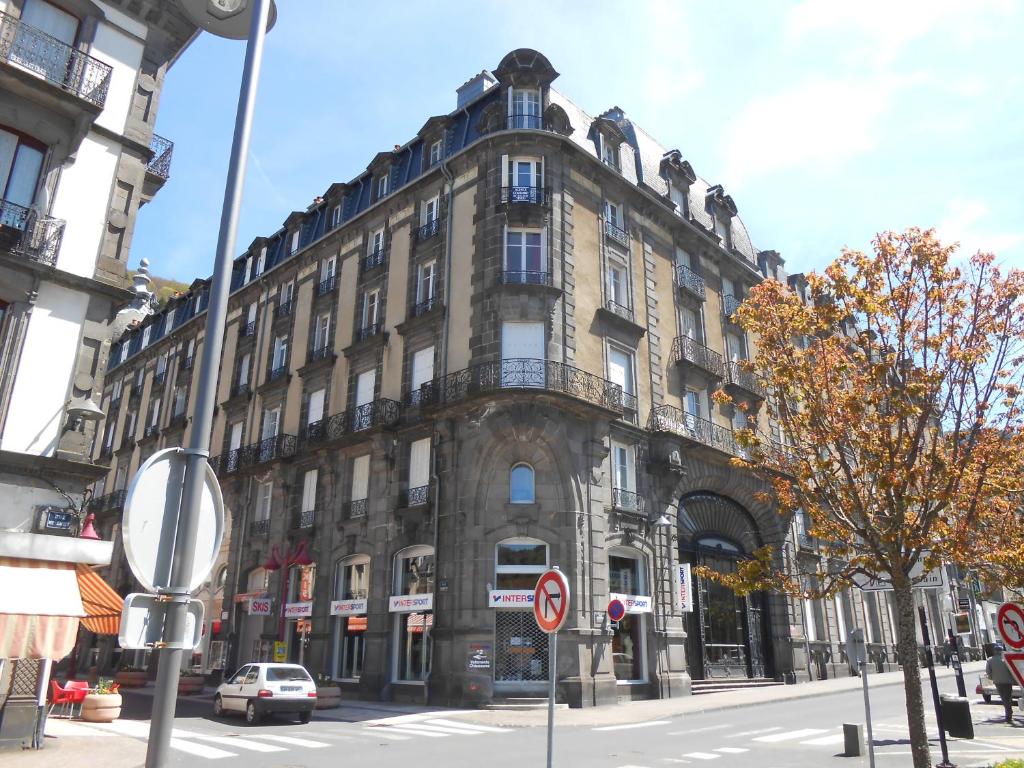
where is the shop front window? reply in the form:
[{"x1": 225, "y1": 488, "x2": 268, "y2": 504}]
[
  {"x1": 494, "y1": 539, "x2": 549, "y2": 684},
  {"x1": 609, "y1": 551, "x2": 648, "y2": 683},
  {"x1": 333, "y1": 555, "x2": 369, "y2": 680},
  {"x1": 393, "y1": 546, "x2": 434, "y2": 682}
]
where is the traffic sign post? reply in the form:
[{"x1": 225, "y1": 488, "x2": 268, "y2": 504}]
[
  {"x1": 996, "y1": 603, "x2": 1024, "y2": 650},
  {"x1": 846, "y1": 629, "x2": 875, "y2": 768},
  {"x1": 534, "y1": 567, "x2": 570, "y2": 768},
  {"x1": 118, "y1": 594, "x2": 204, "y2": 651}
]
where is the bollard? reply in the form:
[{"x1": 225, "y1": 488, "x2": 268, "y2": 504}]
[{"x1": 844, "y1": 722, "x2": 864, "y2": 757}]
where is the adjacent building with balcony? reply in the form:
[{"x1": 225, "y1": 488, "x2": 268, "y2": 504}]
[
  {"x1": 94, "y1": 49, "x2": 904, "y2": 707},
  {"x1": 0, "y1": 0, "x2": 195, "y2": 747}
]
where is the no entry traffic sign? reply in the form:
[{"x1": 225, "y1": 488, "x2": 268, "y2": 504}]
[
  {"x1": 997, "y1": 602, "x2": 1024, "y2": 650},
  {"x1": 534, "y1": 568, "x2": 570, "y2": 634},
  {"x1": 607, "y1": 598, "x2": 626, "y2": 623}
]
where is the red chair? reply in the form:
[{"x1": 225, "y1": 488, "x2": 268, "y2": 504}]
[
  {"x1": 48, "y1": 681, "x2": 75, "y2": 719},
  {"x1": 64, "y1": 681, "x2": 90, "y2": 718}
]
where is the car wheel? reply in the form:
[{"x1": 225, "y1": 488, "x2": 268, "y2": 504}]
[
  {"x1": 983, "y1": 694, "x2": 992, "y2": 703},
  {"x1": 246, "y1": 701, "x2": 261, "y2": 725},
  {"x1": 213, "y1": 695, "x2": 225, "y2": 717},
  {"x1": 299, "y1": 711, "x2": 311, "y2": 724}
]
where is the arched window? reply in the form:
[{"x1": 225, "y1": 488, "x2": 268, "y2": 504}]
[{"x1": 509, "y1": 463, "x2": 535, "y2": 503}]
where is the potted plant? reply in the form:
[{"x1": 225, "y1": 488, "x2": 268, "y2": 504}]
[
  {"x1": 114, "y1": 665, "x2": 148, "y2": 688},
  {"x1": 81, "y1": 678, "x2": 121, "y2": 723},
  {"x1": 314, "y1": 673, "x2": 341, "y2": 709},
  {"x1": 178, "y1": 668, "x2": 206, "y2": 695}
]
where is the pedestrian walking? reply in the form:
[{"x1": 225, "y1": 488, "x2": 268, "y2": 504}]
[{"x1": 986, "y1": 643, "x2": 1016, "y2": 723}]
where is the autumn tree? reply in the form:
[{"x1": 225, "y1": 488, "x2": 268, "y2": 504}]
[{"x1": 708, "y1": 229, "x2": 1024, "y2": 768}]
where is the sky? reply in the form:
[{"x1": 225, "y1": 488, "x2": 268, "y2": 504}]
[{"x1": 134, "y1": 0, "x2": 1024, "y2": 284}]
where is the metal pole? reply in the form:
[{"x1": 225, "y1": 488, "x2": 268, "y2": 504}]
[
  {"x1": 919, "y1": 606, "x2": 955, "y2": 768},
  {"x1": 145, "y1": 3, "x2": 270, "y2": 766},
  {"x1": 947, "y1": 627, "x2": 967, "y2": 697},
  {"x1": 547, "y1": 630, "x2": 557, "y2": 768},
  {"x1": 860, "y1": 659, "x2": 876, "y2": 768}
]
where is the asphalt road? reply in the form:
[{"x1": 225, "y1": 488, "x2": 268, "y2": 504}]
[{"x1": 52, "y1": 675, "x2": 1024, "y2": 768}]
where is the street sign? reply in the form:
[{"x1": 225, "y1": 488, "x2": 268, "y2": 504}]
[
  {"x1": 607, "y1": 598, "x2": 626, "y2": 623},
  {"x1": 1004, "y1": 652, "x2": 1024, "y2": 690},
  {"x1": 846, "y1": 628, "x2": 867, "y2": 666},
  {"x1": 123, "y1": 448, "x2": 225, "y2": 594},
  {"x1": 997, "y1": 603, "x2": 1024, "y2": 650},
  {"x1": 118, "y1": 593, "x2": 204, "y2": 650},
  {"x1": 852, "y1": 559, "x2": 945, "y2": 592},
  {"x1": 534, "y1": 568, "x2": 570, "y2": 634}
]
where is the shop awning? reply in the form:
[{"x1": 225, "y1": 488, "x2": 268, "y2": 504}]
[
  {"x1": 76, "y1": 564, "x2": 123, "y2": 636},
  {"x1": 0, "y1": 557, "x2": 83, "y2": 659}
]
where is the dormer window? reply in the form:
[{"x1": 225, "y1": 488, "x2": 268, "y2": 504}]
[
  {"x1": 290, "y1": 229, "x2": 300, "y2": 255},
  {"x1": 376, "y1": 175, "x2": 389, "y2": 200},
  {"x1": 331, "y1": 205, "x2": 342, "y2": 228},
  {"x1": 669, "y1": 181, "x2": 689, "y2": 218},
  {"x1": 428, "y1": 139, "x2": 442, "y2": 167},
  {"x1": 255, "y1": 246, "x2": 267, "y2": 276},
  {"x1": 243, "y1": 254, "x2": 253, "y2": 283},
  {"x1": 600, "y1": 134, "x2": 619, "y2": 168},
  {"x1": 713, "y1": 212, "x2": 730, "y2": 246},
  {"x1": 508, "y1": 87, "x2": 541, "y2": 129}
]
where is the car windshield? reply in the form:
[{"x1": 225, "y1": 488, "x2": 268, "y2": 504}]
[{"x1": 265, "y1": 666, "x2": 311, "y2": 682}]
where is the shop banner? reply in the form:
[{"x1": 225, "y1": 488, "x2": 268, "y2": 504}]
[
  {"x1": 488, "y1": 589, "x2": 535, "y2": 608},
  {"x1": 675, "y1": 563, "x2": 694, "y2": 613},
  {"x1": 330, "y1": 598, "x2": 368, "y2": 616},
  {"x1": 609, "y1": 593, "x2": 653, "y2": 614},
  {"x1": 248, "y1": 597, "x2": 272, "y2": 616},
  {"x1": 389, "y1": 594, "x2": 434, "y2": 613},
  {"x1": 284, "y1": 601, "x2": 313, "y2": 618}
]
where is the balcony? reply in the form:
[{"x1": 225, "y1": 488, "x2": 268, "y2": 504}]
[
  {"x1": 507, "y1": 112, "x2": 543, "y2": 130},
  {"x1": 0, "y1": 11, "x2": 112, "y2": 108},
  {"x1": 293, "y1": 508, "x2": 316, "y2": 530},
  {"x1": 416, "y1": 218, "x2": 441, "y2": 241},
  {"x1": 355, "y1": 323, "x2": 382, "y2": 342},
  {"x1": 239, "y1": 320, "x2": 256, "y2": 338},
  {"x1": 308, "y1": 344, "x2": 333, "y2": 364},
  {"x1": 346, "y1": 498, "x2": 367, "y2": 520},
  {"x1": 153, "y1": 370, "x2": 166, "y2": 387},
  {"x1": 275, "y1": 300, "x2": 294, "y2": 320},
  {"x1": 648, "y1": 405, "x2": 738, "y2": 456},
  {"x1": 670, "y1": 336, "x2": 725, "y2": 383},
  {"x1": 0, "y1": 200, "x2": 64, "y2": 266},
  {"x1": 438, "y1": 358, "x2": 624, "y2": 414},
  {"x1": 499, "y1": 186, "x2": 547, "y2": 206},
  {"x1": 499, "y1": 269, "x2": 553, "y2": 287},
  {"x1": 402, "y1": 484, "x2": 430, "y2": 508},
  {"x1": 317, "y1": 275, "x2": 336, "y2": 296},
  {"x1": 182, "y1": 355, "x2": 195, "y2": 371},
  {"x1": 88, "y1": 490, "x2": 126, "y2": 515},
  {"x1": 411, "y1": 295, "x2": 440, "y2": 318},
  {"x1": 250, "y1": 518, "x2": 269, "y2": 537},
  {"x1": 362, "y1": 248, "x2": 385, "y2": 272},
  {"x1": 302, "y1": 398, "x2": 400, "y2": 445},
  {"x1": 612, "y1": 487, "x2": 645, "y2": 515},
  {"x1": 146, "y1": 134, "x2": 173, "y2": 181},
  {"x1": 229, "y1": 433, "x2": 298, "y2": 472},
  {"x1": 604, "y1": 220, "x2": 629, "y2": 248},
  {"x1": 142, "y1": 424, "x2": 159, "y2": 440},
  {"x1": 405, "y1": 380, "x2": 440, "y2": 409},
  {"x1": 724, "y1": 360, "x2": 767, "y2": 402},
  {"x1": 675, "y1": 263, "x2": 706, "y2": 301},
  {"x1": 604, "y1": 299, "x2": 635, "y2": 324},
  {"x1": 722, "y1": 294, "x2": 743, "y2": 320},
  {"x1": 266, "y1": 365, "x2": 288, "y2": 384},
  {"x1": 229, "y1": 382, "x2": 251, "y2": 399},
  {"x1": 167, "y1": 411, "x2": 187, "y2": 429}
]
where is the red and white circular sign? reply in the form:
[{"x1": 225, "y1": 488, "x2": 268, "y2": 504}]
[
  {"x1": 534, "y1": 569, "x2": 571, "y2": 634},
  {"x1": 997, "y1": 602, "x2": 1024, "y2": 650}
]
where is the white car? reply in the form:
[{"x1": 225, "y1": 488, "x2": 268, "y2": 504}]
[{"x1": 213, "y1": 663, "x2": 317, "y2": 724}]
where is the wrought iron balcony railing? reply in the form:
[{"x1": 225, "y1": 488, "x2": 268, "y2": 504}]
[
  {"x1": 648, "y1": 405, "x2": 738, "y2": 456},
  {"x1": 725, "y1": 360, "x2": 767, "y2": 400},
  {"x1": 98, "y1": 444, "x2": 114, "y2": 460},
  {"x1": 500, "y1": 269, "x2": 552, "y2": 287},
  {"x1": 499, "y1": 186, "x2": 547, "y2": 205},
  {"x1": 301, "y1": 398, "x2": 401, "y2": 445},
  {"x1": 670, "y1": 336, "x2": 725, "y2": 380},
  {"x1": 266, "y1": 365, "x2": 288, "y2": 383},
  {"x1": 362, "y1": 248, "x2": 385, "y2": 272},
  {"x1": 722, "y1": 293, "x2": 743, "y2": 319},
  {"x1": 604, "y1": 220, "x2": 629, "y2": 247},
  {"x1": 675, "y1": 263, "x2": 706, "y2": 300},
  {"x1": 347, "y1": 498, "x2": 367, "y2": 519},
  {"x1": 411, "y1": 295, "x2": 439, "y2": 317},
  {"x1": 0, "y1": 200, "x2": 64, "y2": 265},
  {"x1": 405, "y1": 380, "x2": 440, "y2": 408},
  {"x1": 250, "y1": 518, "x2": 270, "y2": 537},
  {"x1": 507, "y1": 112, "x2": 543, "y2": 130},
  {"x1": 295, "y1": 508, "x2": 315, "y2": 530},
  {"x1": 88, "y1": 490, "x2": 126, "y2": 514},
  {"x1": 147, "y1": 134, "x2": 173, "y2": 180},
  {"x1": 230, "y1": 382, "x2": 251, "y2": 398},
  {"x1": 612, "y1": 487, "x2": 645, "y2": 515},
  {"x1": 275, "y1": 300, "x2": 294, "y2": 320},
  {"x1": 229, "y1": 433, "x2": 298, "y2": 471},
  {"x1": 403, "y1": 484, "x2": 430, "y2": 507},
  {"x1": 438, "y1": 358, "x2": 623, "y2": 413},
  {"x1": 182, "y1": 355, "x2": 195, "y2": 371},
  {"x1": 142, "y1": 424, "x2": 159, "y2": 440},
  {"x1": 0, "y1": 11, "x2": 113, "y2": 107},
  {"x1": 355, "y1": 323, "x2": 381, "y2": 342},
  {"x1": 308, "y1": 344, "x2": 332, "y2": 363},
  {"x1": 167, "y1": 411, "x2": 187, "y2": 429},
  {"x1": 153, "y1": 370, "x2": 166, "y2": 387},
  {"x1": 620, "y1": 391, "x2": 638, "y2": 421},
  {"x1": 317, "y1": 275, "x2": 336, "y2": 296},
  {"x1": 108, "y1": 395, "x2": 121, "y2": 411},
  {"x1": 239, "y1": 320, "x2": 256, "y2": 338},
  {"x1": 604, "y1": 299, "x2": 635, "y2": 324},
  {"x1": 417, "y1": 218, "x2": 441, "y2": 241}
]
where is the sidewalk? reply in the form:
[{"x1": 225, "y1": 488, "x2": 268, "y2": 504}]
[{"x1": 456, "y1": 660, "x2": 989, "y2": 727}]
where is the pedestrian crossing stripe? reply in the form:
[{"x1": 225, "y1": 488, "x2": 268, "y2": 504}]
[{"x1": 752, "y1": 728, "x2": 827, "y2": 742}]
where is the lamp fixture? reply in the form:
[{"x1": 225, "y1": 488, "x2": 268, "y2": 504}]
[{"x1": 65, "y1": 397, "x2": 105, "y2": 432}]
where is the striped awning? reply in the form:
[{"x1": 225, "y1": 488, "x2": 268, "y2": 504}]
[
  {"x1": 76, "y1": 564, "x2": 123, "y2": 636},
  {"x1": 0, "y1": 557, "x2": 83, "y2": 659}
]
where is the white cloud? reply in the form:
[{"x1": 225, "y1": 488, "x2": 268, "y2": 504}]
[{"x1": 936, "y1": 198, "x2": 1024, "y2": 258}]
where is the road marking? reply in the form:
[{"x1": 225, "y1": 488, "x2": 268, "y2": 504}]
[
  {"x1": 168, "y1": 738, "x2": 235, "y2": 759},
  {"x1": 247, "y1": 734, "x2": 331, "y2": 748},
  {"x1": 424, "y1": 718, "x2": 513, "y2": 732},
  {"x1": 666, "y1": 724, "x2": 731, "y2": 736},
  {"x1": 594, "y1": 720, "x2": 673, "y2": 731},
  {"x1": 728, "y1": 726, "x2": 781, "y2": 738},
  {"x1": 681, "y1": 753, "x2": 720, "y2": 760},
  {"x1": 713, "y1": 747, "x2": 749, "y2": 754},
  {"x1": 189, "y1": 734, "x2": 287, "y2": 752},
  {"x1": 800, "y1": 733, "x2": 846, "y2": 746},
  {"x1": 380, "y1": 722, "x2": 482, "y2": 735},
  {"x1": 661, "y1": 759, "x2": 692, "y2": 764},
  {"x1": 753, "y1": 728, "x2": 827, "y2": 742},
  {"x1": 366, "y1": 725, "x2": 448, "y2": 738}
]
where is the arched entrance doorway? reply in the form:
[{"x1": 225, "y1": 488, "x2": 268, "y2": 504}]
[{"x1": 677, "y1": 492, "x2": 771, "y2": 680}]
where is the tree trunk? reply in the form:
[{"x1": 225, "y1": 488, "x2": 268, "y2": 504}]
[{"x1": 892, "y1": 583, "x2": 931, "y2": 768}]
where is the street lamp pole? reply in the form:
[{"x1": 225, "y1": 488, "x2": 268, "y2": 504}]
[{"x1": 145, "y1": 2, "x2": 273, "y2": 766}]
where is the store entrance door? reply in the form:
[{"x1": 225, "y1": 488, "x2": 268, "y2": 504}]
[{"x1": 494, "y1": 611, "x2": 549, "y2": 694}]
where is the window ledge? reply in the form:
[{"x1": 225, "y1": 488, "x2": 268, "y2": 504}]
[{"x1": 595, "y1": 306, "x2": 646, "y2": 344}]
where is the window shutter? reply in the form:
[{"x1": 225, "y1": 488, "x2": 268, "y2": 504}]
[
  {"x1": 229, "y1": 422, "x2": 243, "y2": 451},
  {"x1": 302, "y1": 469, "x2": 318, "y2": 512},
  {"x1": 500, "y1": 154, "x2": 509, "y2": 189},
  {"x1": 409, "y1": 438, "x2": 431, "y2": 488},
  {"x1": 411, "y1": 347, "x2": 434, "y2": 390},
  {"x1": 352, "y1": 455, "x2": 369, "y2": 500},
  {"x1": 307, "y1": 389, "x2": 325, "y2": 424},
  {"x1": 247, "y1": 303, "x2": 257, "y2": 324}
]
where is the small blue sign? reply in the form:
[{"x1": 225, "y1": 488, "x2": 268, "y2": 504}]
[{"x1": 608, "y1": 598, "x2": 626, "y2": 623}]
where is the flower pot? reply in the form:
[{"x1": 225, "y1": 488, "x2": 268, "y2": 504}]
[
  {"x1": 81, "y1": 693, "x2": 121, "y2": 723},
  {"x1": 315, "y1": 685, "x2": 341, "y2": 709},
  {"x1": 114, "y1": 671, "x2": 148, "y2": 688},
  {"x1": 178, "y1": 675, "x2": 206, "y2": 695}
]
